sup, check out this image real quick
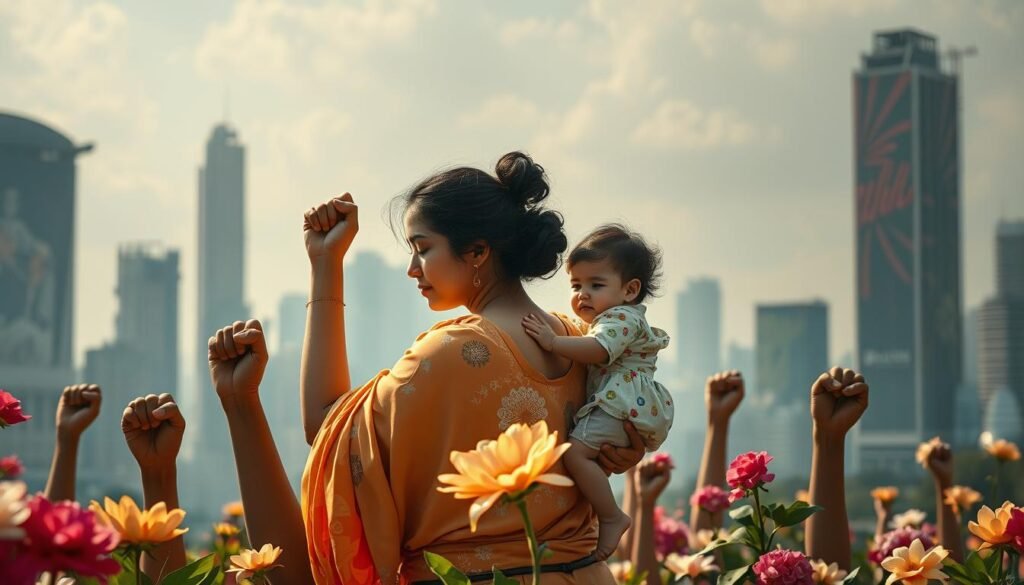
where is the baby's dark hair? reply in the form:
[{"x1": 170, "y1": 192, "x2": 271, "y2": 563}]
[{"x1": 567, "y1": 224, "x2": 663, "y2": 304}]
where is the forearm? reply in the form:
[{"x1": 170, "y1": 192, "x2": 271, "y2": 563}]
[
  {"x1": 301, "y1": 260, "x2": 351, "y2": 441},
  {"x1": 934, "y1": 478, "x2": 964, "y2": 562},
  {"x1": 690, "y1": 419, "x2": 728, "y2": 531},
  {"x1": 44, "y1": 434, "x2": 79, "y2": 502},
  {"x1": 618, "y1": 470, "x2": 637, "y2": 559},
  {"x1": 140, "y1": 467, "x2": 186, "y2": 580},
  {"x1": 222, "y1": 394, "x2": 313, "y2": 584},
  {"x1": 806, "y1": 434, "x2": 850, "y2": 569},
  {"x1": 549, "y1": 336, "x2": 608, "y2": 364},
  {"x1": 874, "y1": 510, "x2": 891, "y2": 542},
  {"x1": 632, "y1": 502, "x2": 660, "y2": 585}
]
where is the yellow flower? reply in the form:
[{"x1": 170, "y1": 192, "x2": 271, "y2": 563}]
[
  {"x1": 880, "y1": 539, "x2": 949, "y2": 585},
  {"x1": 968, "y1": 501, "x2": 1015, "y2": 547},
  {"x1": 810, "y1": 559, "x2": 848, "y2": 585},
  {"x1": 892, "y1": 509, "x2": 927, "y2": 529},
  {"x1": 0, "y1": 481, "x2": 29, "y2": 540},
  {"x1": 664, "y1": 553, "x2": 719, "y2": 579},
  {"x1": 222, "y1": 500, "x2": 244, "y2": 518},
  {"x1": 227, "y1": 543, "x2": 283, "y2": 581},
  {"x1": 89, "y1": 496, "x2": 188, "y2": 545},
  {"x1": 915, "y1": 437, "x2": 942, "y2": 464},
  {"x1": 871, "y1": 486, "x2": 900, "y2": 504},
  {"x1": 980, "y1": 433, "x2": 1021, "y2": 462},
  {"x1": 690, "y1": 528, "x2": 731, "y2": 551},
  {"x1": 607, "y1": 560, "x2": 632, "y2": 582},
  {"x1": 214, "y1": 522, "x2": 240, "y2": 537},
  {"x1": 437, "y1": 420, "x2": 573, "y2": 531},
  {"x1": 943, "y1": 486, "x2": 982, "y2": 517}
]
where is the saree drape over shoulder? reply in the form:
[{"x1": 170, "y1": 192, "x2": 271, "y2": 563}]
[{"x1": 302, "y1": 314, "x2": 615, "y2": 585}]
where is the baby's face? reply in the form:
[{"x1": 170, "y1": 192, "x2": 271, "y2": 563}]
[{"x1": 568, "y1": 259, "x2": 629, "y2": 323}]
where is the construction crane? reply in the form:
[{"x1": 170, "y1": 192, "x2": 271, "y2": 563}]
[{"x1": 944, "y1": 45, "x2": 978, "y2": 77}]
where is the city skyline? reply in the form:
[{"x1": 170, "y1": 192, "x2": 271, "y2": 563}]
[{"x1": 0, "y1": 2, "x2": 1020, "y2": 377}]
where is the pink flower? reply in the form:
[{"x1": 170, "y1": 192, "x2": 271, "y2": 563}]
[
  {"x1": 0, "y1": 390, "x2": 31, "y2": 428},
  {"x1": 1006, "y1": 507, "x2": 1024, "y2": 554},
  {"x1": 752, "y1": 549, "x2": 814, "y2": 584},
  {"x1": 869, "y1": 527, "x2": 935, "y2": 565},
  {"x1": 727, "y1": 451, "x2": 775, "y2": 495},
  {"x1": 690, "y1": 485, "x2": 730, "y2": 513},
  {"x1": 653, "y1": 506, "x2": 689, "y2": 559},
  {"x1": 651, "y1": 452, "x2": 675, "y2": 469},
  {"x1": 8, "y1": 495, "x2": 121, "y2": 582},
  {"x1": 0, "y1": 455, "x2": 24, "y2": 479}
]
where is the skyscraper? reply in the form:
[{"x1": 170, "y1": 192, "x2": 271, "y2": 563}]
[
  {"x1": 854, "y1": 29, "x2": 962, "y2": 471},
  {"x1": 977, "y1": 220, "x2": 1024, "y2": 442},
  {"x1": 0, "y1": 112, "x2": 91, "y2": 489},
  {"x1": 192, "y1": 123, "x2": 248, "y2": 508},
  {"x1": 755, "y1": 301, "x2": 828, "y2": 407},
  {"x1": 676, "y1": 278, "x2": 721, "y2": 385},
  {"x1": 82, "y1": 244, "x2": 179, "y2": 500}
]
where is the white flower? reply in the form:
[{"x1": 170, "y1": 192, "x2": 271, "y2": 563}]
[
  {"x1": 664, "y1": 553, "x2": 719, "y2": 579},
  {"x1": 891, "y1": 508, "x2": 927, "y2": 529},
  {"x1": 0, "y1": 481, "x2": 29, "y2": 540}
]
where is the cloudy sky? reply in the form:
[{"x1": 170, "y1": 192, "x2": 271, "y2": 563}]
[{"x1": 2, "y1": 0, "x2": 1022, "y2": 377}]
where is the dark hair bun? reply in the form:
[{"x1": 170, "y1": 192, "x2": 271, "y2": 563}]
[
  {"x1": 512, "y1": 209, "x2": 567, "y2": 279},
  {"x1": 495, "y1": 151, "x2": 550, "y2": 208}
]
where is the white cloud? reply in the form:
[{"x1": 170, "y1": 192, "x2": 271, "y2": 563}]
[
  {"x1": 458, "y1": 95, "x2": 542, "y2": 129},
  {"x1": 749, "y1": 35, "x2": 798, "y2": 72},
  {"x1": 194, "y1": 0, "x2": 437, "y2": 81},
  {"x1": 689, "y1": 18, "x2": 718, "y2": 58},
  {"x1": 252, "y1": 107, "x2": 352, "y2": 165},
  {"x1": 631, "y1": 99, "x2": 758, "y2": 150},
  {"x1": 499, "y1": 18, "x2": 579, "y2": 46},
  {"x1": 759, "y1": 0, "x2": 896, "y2": 26}
]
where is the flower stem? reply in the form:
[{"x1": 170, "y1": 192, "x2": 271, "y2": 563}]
[
  {"x1": 514, "y1": 498, "x2": 542, "y2": 585},
  {"x1": 134, "y1": 547, "x2": 143, "y2": 585},
  {"x1": 751, "y1": 488, "x2": 767, "y2": 553}
]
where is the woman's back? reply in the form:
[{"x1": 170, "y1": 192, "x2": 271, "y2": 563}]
[{"x1": 304, "y1": 314, "x2": 614, "y2": 583}]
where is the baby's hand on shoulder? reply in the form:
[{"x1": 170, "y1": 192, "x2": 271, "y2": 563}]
[{"x1": 521, "y1": 313, "x2": 556, "y2": 351}]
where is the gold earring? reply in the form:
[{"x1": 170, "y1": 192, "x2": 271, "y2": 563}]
[{"x1": 472, "y1": 265, "x2": 481, "y2": 288}]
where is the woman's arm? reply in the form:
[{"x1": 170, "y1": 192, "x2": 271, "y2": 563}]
[
  {"x1": 301, "y1": 195, "x2": 358, "y2": 444},
  {"x1": 121, "y1": 394, "x2": 187, "y2": 581},
  {"x1": 691, "y1": 371, "x2": 744, "y2": 532},
  {"x1": 631, "y1": 458, "x2": 671, "y2": 585},
  {"x1": 210, "y1": 320, "x2": 314, "y2": 584},
  {"x1": 45, "y1": 385, "x2": 102, "y2": 501},
  {"x1": 806, "y1": 367, "x2": 869, "y2": 570},
  {"x1": 919, "y1": 438, "x2": 964, "y2": 562}
]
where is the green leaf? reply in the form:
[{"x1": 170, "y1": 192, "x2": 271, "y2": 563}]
[
  {"x1": 728, "y1": 505, "x2": 755, "y2": 527},
  {"x1": 492, "y1": 568, "x2": 518, "y2": 585},
  {"x1": 424, "y1": 551, "x2": 471, "y2": 585},
  {"x1": 162, "y1": 553, "x2": 220, "y2": 585},
  {"x1": 717, "y1": 565, "x2": 751, "y2": 585},
  {"x1": 840, "y1": 567, "x2": 860, "y2": 584},
  {"x1": 775, "y1": 501, "x2": 823, "y2": 528},
  {"x1": 626, "y1": 570, "x2": 649, "y2": 585}
]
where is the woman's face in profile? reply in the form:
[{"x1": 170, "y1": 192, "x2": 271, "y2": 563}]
[{"x1": 404, "y1": 209, "x2": 475, "y2": 311}]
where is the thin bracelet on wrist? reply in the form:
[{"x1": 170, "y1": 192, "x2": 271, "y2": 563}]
[{"x1": 306, "y1": 297, "x2": 346, "y2": 308}]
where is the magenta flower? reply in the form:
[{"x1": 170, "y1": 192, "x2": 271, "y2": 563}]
[
  {"x1": 653, "y1": 506, "x2": 689, "y2": 559},
  {"x1": 9, "y1": 495, "x2": 121, "y2": 582},
  {"x1": 0, "y1": 390, "x2": 31, "y2": 428},
  {"x1": 726, "y1": 451, "x2": 775, "y2": 501},
  {"x1": 868, "y1": 527, "x2": 935, "y2": 565},
  {"x1": 1006, "y1": 507, "x2": 1024, "y2": 555},
  {"x1": 690, "y1": 485, "x2": 730, "y2": 513},
  {"x1": 752, "y1": 548, "x2": 814, "y2": 584},
  {"x1": 0, "y1": 455, "x2": 24, "y2": 479}
]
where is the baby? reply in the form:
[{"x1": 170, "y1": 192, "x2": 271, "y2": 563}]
[{"x1": 522, "y1": 224, "x2": 674, "y2": 560}]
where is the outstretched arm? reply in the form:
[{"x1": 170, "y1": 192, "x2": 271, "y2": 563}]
[
  {"x1": 521, "y1": 314, "x2": 609, "y2": 364},
  {"x1": 919, "y1": 437, "x2": 964, "y2": 562},
  {"x1": 122, "y1": 394, "x2": 187, "y2": 581},
  {"x1": 45, "y1": 384, "x2": 101, "y2": 502},
  {"x1": 631, "y1": 458, "x2": 671, "y2": 585},
  {"x1": 212, "y1": 320, "x2": 313, "y2": 585},
  {"x1": 806, "y1": 367, "x2": 869, "y2": 570},
  {"x1": 301, "y1": 195, "x2": 358, "y2": 444},
  {"x1": 691, "y1": 371, "x2": 744, "y2": 532}
]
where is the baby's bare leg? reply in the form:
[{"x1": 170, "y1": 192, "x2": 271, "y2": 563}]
[{"x1": 564, "y1": 437, "x2": 631, "y2": 560}]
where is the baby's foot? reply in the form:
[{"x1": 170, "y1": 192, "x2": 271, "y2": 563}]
[{"x1": 595, "y1": 511, "x2": 631, "y2": 561}]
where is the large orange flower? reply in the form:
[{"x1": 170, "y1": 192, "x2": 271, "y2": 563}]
[
  {"x1": 871, "y1": 486, "x2": 900, "y2": 504},
  {"x1": 968, "y1": 501, "x2": 1016, "y2": 547},
  {"x1": 228, "y1": 543, "x2": 283, "y2": 581},
  {"x1": 880, "y1": 539, "x2": 949, "y2": 585},
  {"x1": 90, "y1": 496, "x2": 188, "y2": 546},
  {"x1": 437, "y1": 420, "x2": 573, "y2": 531}
]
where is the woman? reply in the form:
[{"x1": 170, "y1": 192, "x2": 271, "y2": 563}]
[{"x1": 210, "y1": 152, "x2": 645, "y2": 584}]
